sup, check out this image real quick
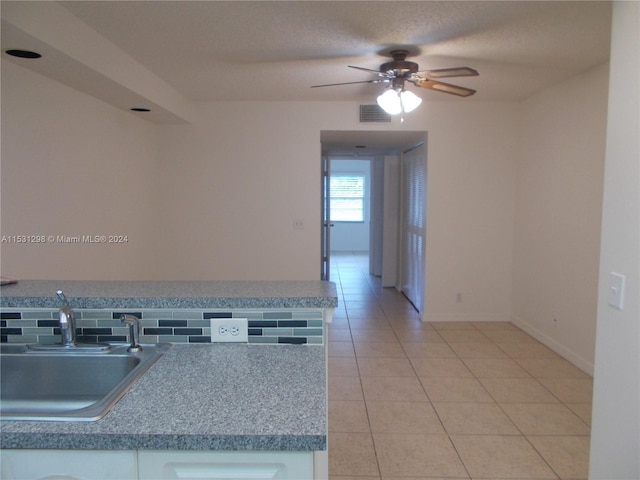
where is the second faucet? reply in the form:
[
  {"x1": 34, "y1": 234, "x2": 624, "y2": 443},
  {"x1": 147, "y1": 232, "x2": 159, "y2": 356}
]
[{"x1": 120, "y1": 315, "x2": 143, "y2": 352}]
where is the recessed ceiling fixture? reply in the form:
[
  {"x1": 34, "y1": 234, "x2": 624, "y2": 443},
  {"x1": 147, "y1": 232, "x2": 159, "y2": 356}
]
[
  {"x1": 130, "y1": 107, "x2": 151, "y2": 112},
  {"x1": 312, "y1": 50, "x2": 478, "y2": 118},
  {"x1": 355, "y1": 145, "x2": 366, "y2": 149},
  {"x1": 4, "y1": 49, "x2": 42, "y2": 59}
]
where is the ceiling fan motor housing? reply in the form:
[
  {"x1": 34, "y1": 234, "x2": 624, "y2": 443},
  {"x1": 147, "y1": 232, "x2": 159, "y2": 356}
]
[{"x1": 379, "y1": 50, "x2": 419, "y2": 76}]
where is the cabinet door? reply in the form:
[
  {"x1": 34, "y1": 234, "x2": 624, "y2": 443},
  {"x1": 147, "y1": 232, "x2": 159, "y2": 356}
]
[
  {"x1": 0, "y1": 450, "x2": 137, "y2": 480},
  {"x1": 138, "y1": 450, "x2": 313, "y2": 479}
]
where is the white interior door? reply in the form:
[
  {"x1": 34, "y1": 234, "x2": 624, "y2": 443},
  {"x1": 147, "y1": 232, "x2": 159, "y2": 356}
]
[{"x1": 400, "y1": 143, "x2": 426, "y2": 313}]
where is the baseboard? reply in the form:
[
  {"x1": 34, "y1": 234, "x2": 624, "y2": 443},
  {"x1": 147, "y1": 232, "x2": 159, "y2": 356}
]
[
  {"x1": 421, "y1": 312, "x2": 512, "y2": 323},
  {"x1": 511, "y1": 315, "x2": 594, "y2": 376}
]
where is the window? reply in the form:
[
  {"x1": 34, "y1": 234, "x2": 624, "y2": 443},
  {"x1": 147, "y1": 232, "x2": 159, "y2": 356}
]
[{"x1": 330, "y1": 174, "x2": 365, "y2": 222}]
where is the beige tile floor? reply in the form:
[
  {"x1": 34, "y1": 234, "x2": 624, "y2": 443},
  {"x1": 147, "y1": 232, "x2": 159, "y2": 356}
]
[{"x1": 327, "y1": 253, "x2": 592, "y2": 480}]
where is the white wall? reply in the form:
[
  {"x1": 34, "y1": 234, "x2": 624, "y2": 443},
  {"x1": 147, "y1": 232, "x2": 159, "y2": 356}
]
[
  {"x1": 152, "y1": 102, "x2": 329, "y2": 280},
  {"x1": 589, "y1": 2, "x2": 640, "y2": 477},
  {"x1": 423, "y1": 102, "x2": 519, "y2": 323},
  {"x1": 512, "y1": 63, "x2": 609, "y2": 374},
  {"x1": 328, "y1": 158, "x2": 371, "y2": 252},
  {"x1": 0, "y1": 61, "x2": 160, "y2": 280}
]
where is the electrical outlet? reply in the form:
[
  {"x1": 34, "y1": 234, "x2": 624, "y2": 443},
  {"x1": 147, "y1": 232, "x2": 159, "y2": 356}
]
[{"x1": 210, "y1": 318, "x2": 248, "y2": 343}]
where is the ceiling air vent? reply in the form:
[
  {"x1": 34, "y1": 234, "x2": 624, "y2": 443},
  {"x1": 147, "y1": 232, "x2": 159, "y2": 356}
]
[{"x1": 359, "y1": 104, "x2": 392, "y2": 123}]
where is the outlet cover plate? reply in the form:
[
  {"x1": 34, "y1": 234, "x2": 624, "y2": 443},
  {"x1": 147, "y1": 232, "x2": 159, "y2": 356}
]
[{"x1": 210, "y1": 318, "x2": 248, "y2": 343}]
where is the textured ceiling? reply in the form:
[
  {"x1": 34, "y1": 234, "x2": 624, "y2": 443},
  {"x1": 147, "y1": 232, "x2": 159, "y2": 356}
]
[
  {"x1": 1, "y1": 1, "x2": 612, "y2": 151},
  {"x1": 56, "y1": 0, "x2": 611, "y2": 103}
]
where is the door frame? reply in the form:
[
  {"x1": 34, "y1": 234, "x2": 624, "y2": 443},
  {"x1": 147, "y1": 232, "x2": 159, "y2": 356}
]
[{"x1": 320, "y1": 156, "x2": 331, "y2": 280}]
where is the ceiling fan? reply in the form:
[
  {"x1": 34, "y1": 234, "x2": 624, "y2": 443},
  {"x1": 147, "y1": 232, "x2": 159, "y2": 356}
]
[{"x1": 312, "y1": 50, "x2": 478, "y2": 115}]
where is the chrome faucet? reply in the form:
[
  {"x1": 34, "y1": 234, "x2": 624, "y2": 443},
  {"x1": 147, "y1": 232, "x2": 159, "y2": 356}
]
[
  {"x1": 120, "y1": 315, "x2": 143, "y2": 352},
  {"x1": 27, "y1": 290, "x2": 110, "y2": 352},
  {"x1": 56, "y1": 290, "x2": 77, "y2": 347}
]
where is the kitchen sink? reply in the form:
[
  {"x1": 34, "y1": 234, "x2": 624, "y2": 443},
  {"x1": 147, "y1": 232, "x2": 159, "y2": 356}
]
[{"x1": 0, "y1": 343, "x2": 170, "y2": 421}]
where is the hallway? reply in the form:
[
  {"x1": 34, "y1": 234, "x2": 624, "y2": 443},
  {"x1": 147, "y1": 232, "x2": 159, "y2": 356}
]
[{"x1": 327, "y1": 252, "x2": 592, "y2": 479}]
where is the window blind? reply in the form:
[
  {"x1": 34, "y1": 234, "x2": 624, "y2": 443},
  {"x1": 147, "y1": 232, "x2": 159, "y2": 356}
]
[{"x1": 330, "y1": 174, "x2": 365, "y2": 222}]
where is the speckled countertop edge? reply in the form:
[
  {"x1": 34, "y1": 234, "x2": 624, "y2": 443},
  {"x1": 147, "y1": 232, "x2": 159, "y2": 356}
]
[
  {"x1": 0, "y1": 280, "x2": 338, "y2": 309},
  {"x1": 0, "y1": 344, "x2": 327, "y2": 451}
]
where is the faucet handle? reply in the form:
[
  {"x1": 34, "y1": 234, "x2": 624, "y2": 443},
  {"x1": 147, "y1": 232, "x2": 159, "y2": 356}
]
[{"x1": 56, "y1": 290, "x2": 69, "y2": 306}]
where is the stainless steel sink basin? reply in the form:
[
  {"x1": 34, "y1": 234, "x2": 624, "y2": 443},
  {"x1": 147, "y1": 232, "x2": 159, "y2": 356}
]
[{"x1": 0, "y1": 343, "x2": 171, "y2": 421}]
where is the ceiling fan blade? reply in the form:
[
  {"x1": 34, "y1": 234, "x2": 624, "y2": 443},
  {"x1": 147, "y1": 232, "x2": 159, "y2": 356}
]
[
  {"x1": 417, "y1": 67, "x2": 479, "y2": 79},
  {"x1": 412, "y1": 79, "x2": 476, "y2": 97},
  {"x1": 348, "y1": 65, "x2": 385, "y2": 75},
  {"x1": 311, "y1": 79, "x2": 387, "y2": 88}
]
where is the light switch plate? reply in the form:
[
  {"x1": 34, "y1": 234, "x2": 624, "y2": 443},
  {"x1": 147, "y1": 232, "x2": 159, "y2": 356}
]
[{"x1": 608, "y1": 272, "x2": 626, "y2": 310}]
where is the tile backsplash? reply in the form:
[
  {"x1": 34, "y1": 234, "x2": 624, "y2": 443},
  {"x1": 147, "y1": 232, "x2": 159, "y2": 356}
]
[{"x1": 1, "y1": 308, "x2": 325, "y2": 345}]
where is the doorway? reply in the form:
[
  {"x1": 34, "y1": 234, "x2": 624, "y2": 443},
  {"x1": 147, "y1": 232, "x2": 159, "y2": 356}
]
[
  {"x1": 321, "y1": 156, "x2": 372, "y2": 281},
  {"x1": 320, "y1": 131, "x2": 427, "y2": 314}
]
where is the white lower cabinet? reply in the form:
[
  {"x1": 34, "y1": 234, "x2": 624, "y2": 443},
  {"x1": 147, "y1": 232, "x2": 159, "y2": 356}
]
[
  {"x1": 0, "y1": 449, "x2": 317, "y2": 480},
  {"x1": 138, "y1": 450, "x2": 314, "y2": 479},
  {"x1": 0, "y1": 449, "x2": 137, "y2": 480}
]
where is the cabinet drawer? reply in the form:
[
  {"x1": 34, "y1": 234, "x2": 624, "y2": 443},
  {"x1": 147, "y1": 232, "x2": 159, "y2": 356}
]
[
  {"x1": 138, "y1": 450, "x2": 313, "y2": 479},
  {"x1": 0, "y1": 450, "x2": 137, "y2": 480}
]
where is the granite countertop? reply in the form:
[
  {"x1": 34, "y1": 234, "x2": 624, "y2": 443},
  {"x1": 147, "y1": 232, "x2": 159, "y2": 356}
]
[
  {"x1": 0, "y1": 344, "x2": 326, "y2": 451},
  {"x1": 0, "y1": 280, "x2": 338, "y2": 309}
]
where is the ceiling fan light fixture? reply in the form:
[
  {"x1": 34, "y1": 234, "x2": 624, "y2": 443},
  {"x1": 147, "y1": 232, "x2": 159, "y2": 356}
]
[
  {"x1": 376, "y1": 89, "x2": 402, "y2": 115},
  {"x1": 400, "y1": 90, "x2": 422, "y2": 113},
  {"x1": 376, "y1": 88, "x2": 422, "y2": 115}
]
